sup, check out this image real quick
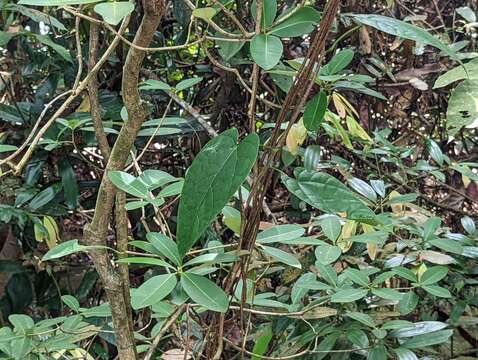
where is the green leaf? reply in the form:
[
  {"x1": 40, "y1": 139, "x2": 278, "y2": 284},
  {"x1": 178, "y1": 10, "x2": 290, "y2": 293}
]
[
  {"x1": 251, "y1": 325, "x2": 273, "y2": 360},
  {"x1": 434, "y1": 57, "x2": 478, "y2": 89},
  {"x1": 33, "y1": 34, "x2": 72, "y2": 62},
  {"x1": 251, "y1": 0, "x2": 277, "y2": 29},
  {"x1": 175, "y1": 77, "x2": 203, "y2": 91},
  {"x1": 180, "y1": 272, "x2": 228, "y2": 312},
  {"x1": 393, "y1": 267, "x2": 418, "y2": 282},
  {"x1": 402, "y1": 329, "x2": 453, "y2": 349},
  {"x1": 314, "y1": 333, "x2": 340, "y2": 360},
  {"x1": 391, "y1": 321, "x2": 448, "y2": 337},
  {"x1": 315, "y1": 262, "x2": 337, "y2": 286},
  {"x1": 321, "y1": 49, "x2": 355, "y2": 75},
  {"x1": 372, "y1": 288, "x2": 404, "y2": 300},
  {"x1": 429, "y1": 238, "x2": 463, "y2": 255},
  {"x1": 217, "y1": 38, "x2": 245, "y2": 61},
  {"x1": 61, "y1": 295, "x2": 80, "y2": 312},
  {"x1": 331, "y1": 288, "x2": 368, "y2": 303},
  {"x1": 349, "y1": 177, "x2": 377, "y2": 202},
  {"x1": 419, "y1": 266, "x2": 448, "y2": 285},
  {"x1": 368, "y1": 345, "x2": 387, "y2": 360},
  {"x1": 94, "y1": 2, "x2": 134, "y2": 26},
  {"x1": 345, "y1": 311, "x2": 375, "y2": 327},
  {"x1": 222, "y1": 206, "x2": 241, "y2": 234},
  {"x1": 147, "y1": 233, "x2": 182, "y2": 267},
  {"x1": 347, "y1": 329, "x2": 369, "y2": 348},
  {"x1": 303, "y1": 91, "x2": 328, "y2": 131},
  {"x1": 192, "y1": 7, "x2": 217, "y2": 20},
  {"x1": 261, "y1": 246, "x2": 301, "y2": 269},
  {"x1": 139, "y1": 170, "x2": 178, "y2": 190},
  {"x1": 304, "y1": 145, "x2": 321, "y2": 172},
  {"x1": 282, "y1": 169, "x2": 376, "y2": 222},
  {"x1": 0, "y1": 144, "x2": 18, "y2": 153},
  {"x1": 42, "y1": 240, "x2": 88, "y2": 261},
  {"x1": 422, "y1": 285, "x2": 452, "y2": 298},
  {"x1": 315, "y1": 245, "x2": 341, "y2": 265},
  {"x1": 351, "y1": 14, "x2": 458, "y2": 61},
  {"x1": 116, "y1": 257, "x2": 175, "y2": 270},
  {"x1": 9, "y1": 314, "x2": 34, "y2": 333},
  {"x1": 250, "y1": 34, "x2": 283, "y2": 70},
  {"x1": 139, "y1": 79, "x2": 172, "y2": 91},
  {"x1": 0, "y1": 31, "x2": 16, "y2": 47},
  {"x1": 29, "y1": 183, "x2": 61, "y2": 210},
  {"x1": 59, "y1": 160, "x2": 79, "y2": 210},
  {"x1": 426, "y1": 139, "x2": 444, "y2": 166},
  {"x1": 315, "y1": 215, "x2": 341, "y2": 242},
  {"x1": 446, "y1": 79, "x2": 478, "y2": 134},
  {"x1": 393, "y1": 348, "x2": 419, "y2": 360},
  {"x1": 19, "y1": 0, "x2": 100, "y2": 5},
  {"x1": 177, "y1": 129, "x2": 259, "y2": 256},
  {"x1": 256, "y1": 225, "x2": 304, "y2": 244},
  {"x1": 398, "y1": 291, "x2": 418, "y2": 315},
  {"x1": 4, "y1": 4, "x2": 66, "y2": 31},
  {"x1": 344, "y1": 268, "x2": 370, "y2": 287},
  {"x1": 269, "y1": 6, "x2": 321, "y2": 37},
  {"x1": 131, "y1": 274, "x2": 177, "y2": 309},
  {"x1": 108, "y1": 171, "x2": 150, "y2": 199}
]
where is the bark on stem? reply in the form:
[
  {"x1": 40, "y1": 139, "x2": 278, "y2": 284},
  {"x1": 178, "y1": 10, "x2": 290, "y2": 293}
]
[{"x1": 83, "y1": 2, "x2": 166, "y2": 359}]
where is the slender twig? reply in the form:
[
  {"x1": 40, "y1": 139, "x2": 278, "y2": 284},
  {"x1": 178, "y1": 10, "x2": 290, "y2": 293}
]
[
  {"x1": 143, "y1": 305, "x2": 186, "y2": 360},
  {"x1": 9, "y1": 16, "x2": 131, "y2": 175}
]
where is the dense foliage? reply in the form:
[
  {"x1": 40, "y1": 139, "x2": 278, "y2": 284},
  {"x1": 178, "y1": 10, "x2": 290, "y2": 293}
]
[{"x1": 0, "y1": 0, "x2": 477, "y2": 359}]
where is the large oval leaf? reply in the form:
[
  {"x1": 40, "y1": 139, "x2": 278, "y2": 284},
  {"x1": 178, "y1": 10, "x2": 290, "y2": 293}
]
[
  {"x1": 131, "y1": 274, "x2": 177, "y2": 310},
  {"x1": 250, "y1": 34, "x2": 283, "y2": 70},
  {"x1": 351, "y1": 15, "x2": 458, "y2": 61},
  {"x1": 180, "y1": 272, "x2": 228, "y2": 312},
  {"x1": 176, "y1": 128, "x2": 259, "y2": 256},
  {"x1": 269, "y1": 6, "x2": 321, "y2": 37},
  {"x1": 282, "y1": 168, "x2": 376, "y2": 222},
  {"x1": 94, "y1": 2, "x2": 134, "y2": 26}
]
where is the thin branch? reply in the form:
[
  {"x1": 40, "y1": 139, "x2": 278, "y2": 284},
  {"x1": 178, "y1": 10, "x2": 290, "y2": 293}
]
[
  {"x1": 143, "y1": 305, "x2": 186, "y2": 360},
  {"x1": 10, "y1": 16, "x2": 131, "y2": 175}
]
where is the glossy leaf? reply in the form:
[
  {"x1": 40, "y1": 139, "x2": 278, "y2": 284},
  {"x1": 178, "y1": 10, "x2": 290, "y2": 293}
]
[
  {"x1": 180, "y1": 272, "x2": 228, "y2": 312},
  {"x1": 282, "y1": 168, "x2": 376, "y2": 222},
  {"x1": 250, "y1": 34, "x2": 283, "y2": 70},
  {"x1": 270, "y1": 6, "x2": 321, "y2": 37},
  {"x1": 303, "y1": 91, "x2": 328, "y2": 131},
  {"x1": 147, "y1": 233, "x2": 182, "y2": 267},
  {"x1": 402, "y1": 329, "x2": 453, "y2": 349},
  {"x1": 261, "y1": 246, "x2": 301, "y2": 268},
  {"x1": 131, "y1": 274, "x2": 177, "y2": 309},
  {"x1": 315, "y1": 245, "x2": 341, "y2": 265},
  {"x1": 251, "y1": 0, "x2": 277, "y2": 29},
  {"x1": 256, "y1": 225, "x2": 304, "y2": 244},
  {"x1": 176, "y1": 129, "x2": 259, "y2": 256},
  {"x1": 94, "y1": 2, "x2": 134, "y2": 26},
  {"x1": 331, "y1": 288, "x2": 368, "y2": 303},
  {"x1": 351, "y1": 14, "x2": 458, "y2": 60}
]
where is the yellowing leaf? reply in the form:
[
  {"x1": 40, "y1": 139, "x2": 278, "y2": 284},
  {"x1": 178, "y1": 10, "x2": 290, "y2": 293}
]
[
  {"x1": 363, "y1": 224, "x2": 378, "y2": 259},
  {"x1": 337, "y1": 220, "x2": 356, "y2": 253},
  {"x1": 346, "y1": 116, "x2": 372, "y2": 142},
  {"x1": 75, "y1": 96, "x2": 90, "y2": 113},
  {"x1": 43, "y1": 216, "x2": 59, "y2": 249},
  {"x1": 193, "y1": 7, "x2": 217, "y2": 20},
  {"x1": 332, "y1": 92, "x2": 347, "y2": 118},
  {"x1": 35, "y1": 216, "x2": 59, "y2": 249},
  {"x1": 335, "y1": 92, "x2": 359, "y2": 118},
  {"x1": 286, "y1": 119, "x2": 308, "y2": 155},
  {"x1": 416, "y1": 263, "x2": 428, "y2": 282},
  {"x1": 462, "y1": 174, "x2": 471, "y2": 188},
  {"x1": 389, "y1": 190, "x2": 403, "y2": 214}
]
